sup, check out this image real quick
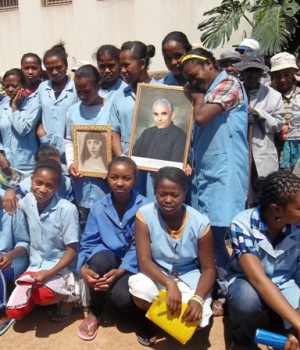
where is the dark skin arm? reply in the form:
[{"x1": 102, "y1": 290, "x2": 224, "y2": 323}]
[
  {"x1": 239, "y1": 253, "x2": 300, "y2": 336},
  {"x1": 135, "y1": 217, "x2": 182, "y2": 317},
  {"x1": 182, "y1": 228, "x2": 216, "y2": 323},
  {"x1": 112, "y1": 131, "x2": 123, "y2": 157},
  {"x1": 187, "y1": 90, "x2": 224, "y2": 126}
]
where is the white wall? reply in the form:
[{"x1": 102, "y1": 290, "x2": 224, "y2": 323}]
[{"x1": 0, "y1": 0, "x2": 253, "y2": 73}]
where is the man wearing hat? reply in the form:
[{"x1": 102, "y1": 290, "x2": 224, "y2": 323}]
[
  {"x1": 235, "y1": 38, "x2": 260, "y2": 56},
  {"x1": 234, "y1": 51, "x2": 285, "y2": 203},
  {"x1": 218, "y1": 51, "x2": 241, "y2": 77}
]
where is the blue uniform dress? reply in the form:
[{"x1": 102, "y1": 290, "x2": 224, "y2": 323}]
[
  {"x1": 227, "y1": 206, "x2": 300, "y2": 345},
  {"x1": 77, "y1": 190, "x2": 149, "y2": 315},
  {"x1": 38, "y1": 77, "x2": 78, "y2": 164},
  {"x1": 190, "y1": 71, "x2": 249, "y2": 298},
  {"x1": 0, "y1": 199, "x2": 29, "y2": 309},
  {"x1": 0, "y1": 94, "x2": 41, "y2": 176},
  {"x1": 158, "y1": 73, "x2": 181, "y2": 86},
  {"x1": 65, "y1": 101, "x2": 110, "y2": 212},
  {"x1": 110, "y1": 79, "x2": 157, "y2": 199}
]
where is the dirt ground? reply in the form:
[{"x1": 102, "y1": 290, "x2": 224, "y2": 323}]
[{"x1": 1, "y1": 304, "x2": 268, "y2": 350}]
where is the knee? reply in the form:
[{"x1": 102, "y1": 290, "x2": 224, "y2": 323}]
[
  {"x1": 88, "y1": 251, "x2": 119, "y2": 276},
  {"x1": 6, "y1": 298, "x2": 35, "y2": 320},
  {"x1": 132, "y1": 295, "x2": 151, "y2": 311},
  {"x1": 31, "y1": 286, "x2": 56, "y2": 305}
]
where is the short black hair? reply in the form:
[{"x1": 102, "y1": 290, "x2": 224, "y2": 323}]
[
  {"x1": 154, "y1": 166, "x2": 189, "y2": 194},
  {"x1": 33, "y1": 158, "x2": 62, "y2": 185},
  {"x1": 108, "y1": 156, "x2": 138, "y2": 179}
]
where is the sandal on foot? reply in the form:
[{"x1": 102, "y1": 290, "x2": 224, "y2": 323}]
[
  {"x1": 137, "y1": 320, "x2": 157, "y2": 347},
  {"x1": 77, "y1": 318, "x2": 99, "y2": 341},
  {"x1": 50, "y1": 301, "x2": 74, "y2": 322},
  {"x1": 0, "y1": 319, "x2": 15, "y2": 336},
  {"x1": 212, "y1": 299, "x2": 227, "y2": 317}
]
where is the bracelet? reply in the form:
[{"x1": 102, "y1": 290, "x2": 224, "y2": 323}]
[{"x1": 189, "y1": 294, "x2": 205, "y2": 307}]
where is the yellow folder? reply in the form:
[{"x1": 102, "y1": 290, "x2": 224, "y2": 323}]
[{"x1": 146, "y1": 289, "x2": 198, "y2": 344}]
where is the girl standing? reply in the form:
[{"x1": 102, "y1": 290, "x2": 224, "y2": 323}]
[
  {"x1": 159, "y1": 31, "x2": 192, "y2": 86},
  {"x1": 129, "y1": 167, "x2": 216, "y2": 346},
  {"x1": 181, "y1": 49, "x2": 249, "y2": 316},
  {"x1": 227, "y1": 171, "x2": 300, "y2": 350},
  {"x1": 37, "y1": 43, "x2": 78, "y2": 165},
  {"x1": 110, "y1": 40, "x2": 156, "y2": 156},
  {"x1": 95, "y1": 44, "x2": 127, "y2": 102},
  {"x1": 0, "y1": 69, "x2": 40, "y2": 177},
  {"x1": 77, "y1": 157, "x2": 149, "y2": 341},
  {"x1": 6, "y1": 159, "x2": 80, "y2": 322},
  {"x1": 20, "y1": 53, "x2": 43, "y2": 97},
  {"x1": 65, "y1": 64, "x2": 110, "y2": 231}
]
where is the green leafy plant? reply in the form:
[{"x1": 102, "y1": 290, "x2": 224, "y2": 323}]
[{"x1": 198, "y1": 0, "x2": 300, "y2": 55}]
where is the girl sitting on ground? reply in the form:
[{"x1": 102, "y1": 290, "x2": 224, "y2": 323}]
[
  {"x1": 0, "y1": 189, "x2": 29, "y2": 336},
  {"x1": 129, "y1": 166, "x2": 216, "y2": 346},
  {"x1": 77, "y1": 156, "x2": 149, "y2": 341},
  {"x1": 6, "y1": 159, "x2": 80, "y2": 323},
  {"x1": 227, "y1": 171, "x2": 300, "y2": 350}
]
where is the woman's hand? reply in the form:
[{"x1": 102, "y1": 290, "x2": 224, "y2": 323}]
[
  {"x1": 280, "y1": 124, "x2": 289, "y2": 141},
  {"x1": 33, "y1": 270, "x2": 52, "y2": 284},
  {"x1": 0, "y1": 252, "x2": 13, "y2": 270},
  {"x1": 283, "y1": 334, "x2": 300, "y2": 350},
  {"x1": 166, "y1": 280, "x2": 182, "y2": 317},
  {"x1": 81, "y1": 265, "x2": 100, "y2": 289},
  {"x1": 0, "y1": 153, "x2": 11, "y2": 176},
  {"x1": 69, "y1": 163, "x2": 82, "y2": 178},
  {"x1": 184, "y1": 164, "x2": 193, "y2": 176},
  {"x1": 2, "y1": 188, "x2": 19, "y2": 214},
  {"x1": 11, "y1": 89, "x2": 24, "y2": 111},
  {"x1": 182, "y1": 299, "x2": 203, "y2": 323}
]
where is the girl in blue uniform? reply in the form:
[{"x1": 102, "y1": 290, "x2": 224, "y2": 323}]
[
  {"x1": 227, "y1": 171, "x2": 300, "y2": 350},
  {"x1": 95, "y1": 44, "x2": 127, "y2": 102},
  {"x1": 110, "y1": 40, "x2": 156, "y2": 157},
  {"x1": 181, "y1": 48, "x2": 249, "y2": 316},
  {"x1": 159, "y1": 31, "x2": 192, "y2": 87},
  {"x1": 0, "y1": 189, "x2": 29, "y2": 336},
  {"x1": 6, "y1": 158, "x2": 80, "y2": 323},
  {"x1": 37, "y1": 43, "x2": 78, "y2": 167},
  {"x1": 129, "y1": 167, "x2": 216, "y2": 346},
  {"x1": 77, "y1": 156, "x2": 149, "y2": 341},
  {"x1": 65, "y1": 64, "x2": 110, "y2": 231},
  {"x1": 21, "y1": 53, "x2": 43, "y2": 97},
  {"x1": 0, "y1": 68, "x2": 40, "y2": 177}
]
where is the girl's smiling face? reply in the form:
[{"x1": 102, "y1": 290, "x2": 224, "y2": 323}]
[
  {"x1": 107, "y1": 162, "x2": 136, "y2": 201},
  {"x1": 162, "y1": 40, "x2": 187, "y2": 76},
  {"x1": 119, "y1": 50, "x2": 145, "y2": 85},
  {"x1": 86, "y1": 139, "x2": 102, "y2": 158},
  {"x1": 31, "y1": 168, "x2": 60, "y2": 210}
]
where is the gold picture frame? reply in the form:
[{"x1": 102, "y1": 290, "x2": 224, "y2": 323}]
[
  {"x1": 73, "y1": 125, "x2": 112, "y2": 178},
  {"x1": 128, "y1": 83, "x2": 193, "y2": 172}
]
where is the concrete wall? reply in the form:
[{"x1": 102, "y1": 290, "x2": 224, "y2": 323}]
[{"x1": 0, "y1": 0, "x2": 253, "y2": 73}]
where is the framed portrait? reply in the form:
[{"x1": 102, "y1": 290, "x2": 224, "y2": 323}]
[
  {"x1": 73, "y1": 125, "x2": 112, "y2": 178},
  {"x1": 128, "y1": 83, "x2": 194, "y2": 172}
]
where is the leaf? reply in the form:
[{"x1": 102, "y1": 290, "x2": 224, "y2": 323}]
[
  {"x1": 198, "y1": 0, "x2": 253, "y2": 49},
  {"x1": 252, "y1": 0, "x2": 300, "y2": 55}
]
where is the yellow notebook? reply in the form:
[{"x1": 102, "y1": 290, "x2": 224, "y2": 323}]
[{"x1": 146, "y1": 289, "x2": 198, "y2": 344}]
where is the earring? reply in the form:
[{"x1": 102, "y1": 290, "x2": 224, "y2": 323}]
[{"x1": 275, "y1": 216, "x2": 282, "y2": 222}]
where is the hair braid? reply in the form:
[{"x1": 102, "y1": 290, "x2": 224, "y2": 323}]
[{"x1": 260, "y1": 170, "x2": 300, "y2": 212}]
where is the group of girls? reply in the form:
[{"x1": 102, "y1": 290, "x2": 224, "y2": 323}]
[{"x1": 0, "y1": 31, "x2": 300, "y2": 350}]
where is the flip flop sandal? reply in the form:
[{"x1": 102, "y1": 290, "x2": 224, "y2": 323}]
[
  {"x1": 212, "y1": 299, "x2": 226, "y2": 317},
  {"x1": 50, "y1": 309, "x2": 72, "y2": 323},
  {"x1": 0, "y1": 318, "x2": 15, "y2": 336},
  {"x1": 136, "y1": 320, "x2": 157, "y2": 347},
  {"x1": 77, "y1": 318, "x2": 99, "y2": 341}
]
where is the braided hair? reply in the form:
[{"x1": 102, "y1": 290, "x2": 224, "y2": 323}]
[{"x1": 260, "y1": 171, "x2": 300, "y2": 212}]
